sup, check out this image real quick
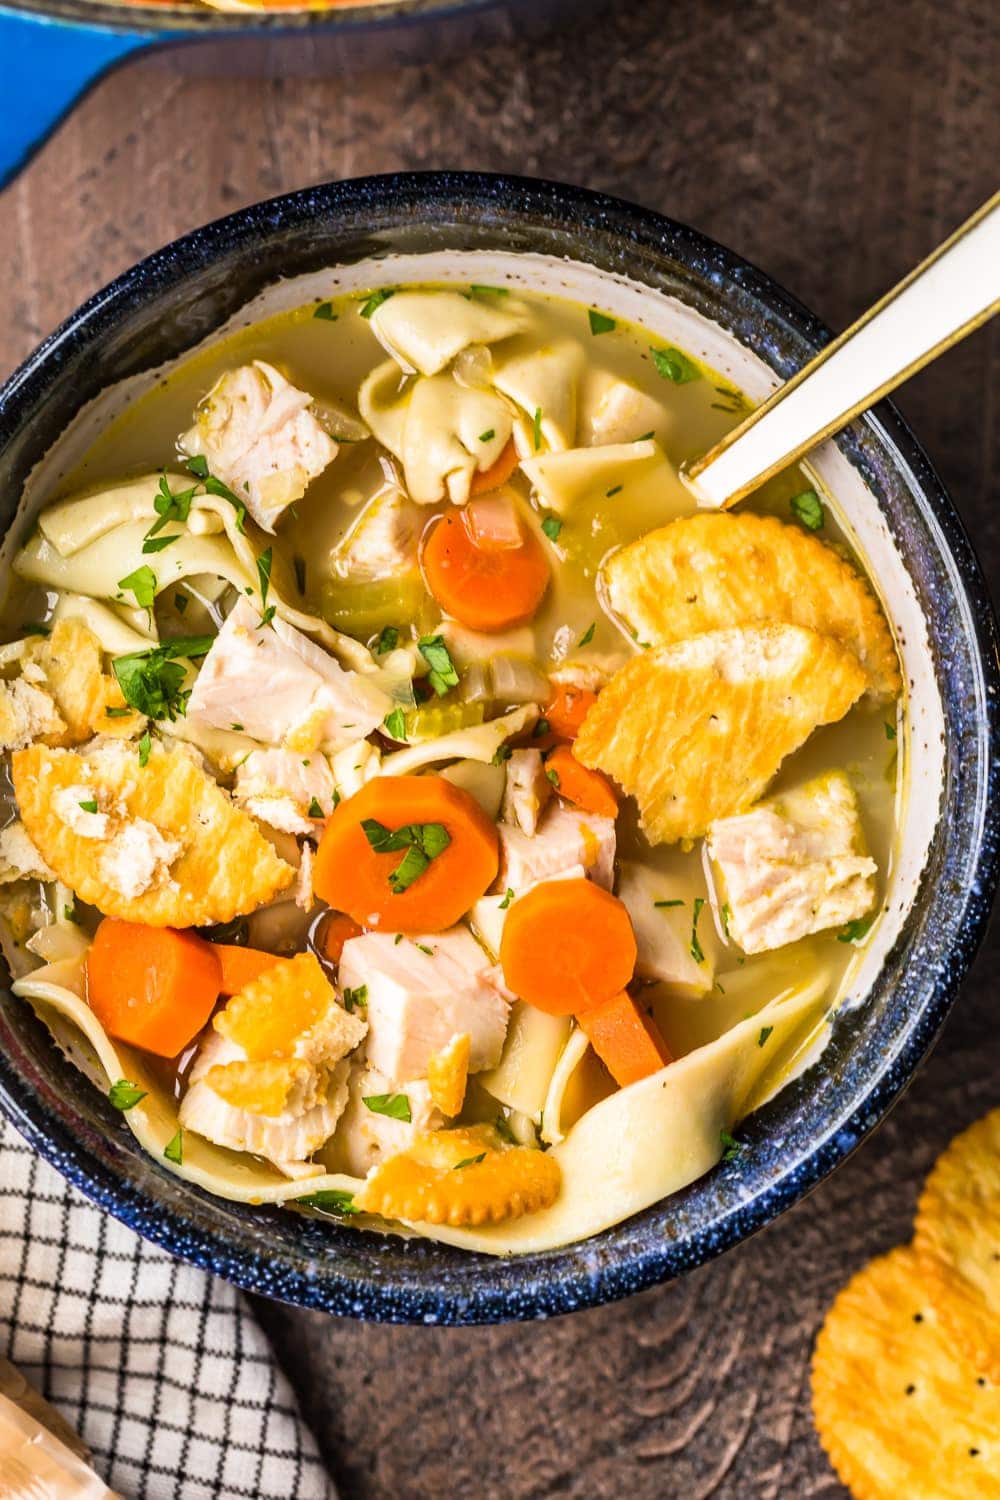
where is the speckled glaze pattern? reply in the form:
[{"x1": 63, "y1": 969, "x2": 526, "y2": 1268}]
[{"x1": 0, "y1": 174, "x2": 997, "y2": 1325}]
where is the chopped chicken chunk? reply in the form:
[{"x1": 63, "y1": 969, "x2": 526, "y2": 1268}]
[
  {"x1": 0, "y1": 821, "x2": 55, "y2": 884},
  {"x1": 234, "y1": 748, "x2": 337, "y2": 836},
  {"x1": 187, "y1": 598, "x2": 388, "y2": 751},
  {"x1": 339, "y1": 927, "x2": 511, "y2": 1083},
  {"x1": 331, "y1": 1065, "x2": 445, "y2": 1178},
  {"x1": 497, "y1": 803, "x2": 615, "y2": 893},
  {"x1": 502, "y1": 749, "x2": 552, "y2": 836},
  {"x1": 616, "y1": 861, "x2": 712, "y2": 994},
  {"x1": 707, "y1": 771, "x2": 877, "y2": 955},
  {"x1": 0, "y1": 677, "x2": 64, "y2": 751},
  {"x1": 336, "y1": 489, "x2": 420, "y2": 579},
  {"x1": 179, "y1": 361, "x2": 338, "y2": 533},
  {"x1": 180, "y1": 952, "x2": 366, "y2": 1176}
]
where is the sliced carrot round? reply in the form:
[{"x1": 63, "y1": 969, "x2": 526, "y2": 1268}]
[
  {"x1": 87, "y1": 918, "x2": 221, "y2": 1058},
  {"x1": 421, "y1": 501, "x2": 549, "y2": 632},
  {"x1": 469, "y1": 437, "x2": 519, "y2": 495},
  {"x1": 545, "y1": 682, "x2": 598, "y2": 740},
  {"x1": 546, "y1": 745, "x2": 619, "y2": 819},
  {"x1": 212, "y1": 943, "x2": 280, "y2": 997},
  {"x1": 500, "y1": 880, "x2": 637, "y2": 1015},
  {"x1": 313, "y1": 775, "x2": 499, "y2": 934},
  {"x1": 577, "y1": 990, "x2": 672, "y2": 1087}
]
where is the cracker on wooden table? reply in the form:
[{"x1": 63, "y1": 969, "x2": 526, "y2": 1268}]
[
  {"x1": 915, "y1": 1107, "x2": 1000, "y2": 1385},
  {"x1": 12, "y1": 740, "x2": 293, "y2": 927},
  {"x1": 603, "y1": 511, "x2": 901, "y2": 701},
  {"x1": 355, "y1": 1124, "x2": 561, "y2": 1227},
  {"x1": 811, "y1": 1245, "x2": 1000, "y2": 1500},
  {"x1": 574, "y1": 623, "x2": 866, "y2": 844}
]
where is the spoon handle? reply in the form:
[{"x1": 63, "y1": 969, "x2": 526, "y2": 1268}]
[{"x1": 685, "y1": 191, "x2": 1000, "y2": 509}]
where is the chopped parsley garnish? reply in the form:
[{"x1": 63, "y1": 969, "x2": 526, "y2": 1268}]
[
  {"x1": 112, "y1": 636, "x2": 214, "y2": 722},
  {"x1": 307, "y1": 797, "x2": 324, "y2": 819},
  {"x1": 578, "y1": 622, "x2": 596, "y2": 647},
  {"x1": 174, "y1": 592, "x2": 188, "y2": 614},
  {"x1": 118, "y1": 565, "x2": 158, "y2": 611},
  {"x1": 469, "y1": 285, "x2": 508, "y2": 299},
  {"x1": 144, "y1": 475, "x2": 196, "y2": 554},
  {"x1": 363, "y1": 1092, "x2": 411, "y2": 1122},
  {"x1": 256, "y1": 547, "x2": 273, "y2": 625},
  {"x1": 533, "y1": 406, "x2": 542, "y2": 451},
  {"x1": 376, "y1": 625, "x2": 399, "y2": 654},
  {"x1": 343, "y1": 984, "x2": 368, "y2": 1014},
  {"x1": 494, "y1": 1114, "x2": 517, "y2": 1144},
  {"x1": 533, "y1": 717, "x2": 550, "y2": 737},
  {"x1": 78, "y1": 799, "x2": 98, "y2": 814},
  {"x1": 359, "y1": 288, "x2": 395, "y2": 319},
  {"x1": 541, "y1": 514, "x2": 563, "y2": 542},
  {"x1": 492, "y1": 743, "x2": 512, "y2": 765},
  {"x1": 453, "y1": 1153, "x2": 487, "y2": 1170},
  {"x1": 499, "y1": 887, "x2": 515, "y2": 910},
  {"x1": 296, "y1": 1188, "x2": 358, "y2": 1214},
  {"x1": 184, "y1": 456, "x2": 247, "y2": 533},
  {"x1": 479, "y1": 428, "x2": 496, "y2": 443},
  {"x1": 757, "y1": 1025, "x2": 774, "y2": 1048},
  {"x1": 588, "y1": 310, "x2": 615, "y2": 335},
  {"x1": 884, "y1": 720, "x2": 897, "y2": 741},
  {"x1": 108, "y1": 1080, "x2": 146, "y2": 1112},
  {"x1": 546, "y1": 767, "x2": 560, "y2": 788},
  {"x1": 418, "y1": 634, "x2": 459, "y2": 696},
  {"x1": 720, "y1": 1128, "x2": 741, "y2": 1162},
  {"x1": 104, "y1": 706, "x2": 131, "y2": 718},
  {"x1": 313, "y1": 301, "x2": 338, "y2": 321},
  {"x1": 606, "y1": 484, "x2": 623, "y2": 498},
  {"x1": 416, "y1": 943, "x2": 434, "y2": 956},
  {"x1": 64, "y1": 904, "x2": 77, "y2": 923},
  {"x1": 654, "y1": 898, "x2": 683, "y2": 909},
  {"x1": 837, "y1": 916, "x2": 874, "y2": 945},
  {"x1": 293, "y1": 555, "x2": 307, "y2": 595},
  {"x1": 689, "y1": 896, "x2": 706, "y2": 963},
  {"x1": 163, "y1": 1130, "x2": 183, "y2": 1165},
  {"x1": 720, "y1": 902, "x2": 733, "y2": 939},
  {"x1": 361, "y1": 818, "x2": 452, "y2": 895},
  {"x1": 790, "y1": 489, "x2": 824, "y2": 531},
  {"x1": 383, "y1": 707, "x2": 407, "y2": 741},
  {"x1": 651, "y1": 345, "x2": 699, "y2": 384},
  {"x1": 394, "y1": 932, "x2": 403, "y2": 945},
  {"x1": 141, "y1": 534, "x2": 179, "y2": 555},
  {"x1": 634, "y1": 431, "x2": 655, "y2": 442},
  {"x1": 137, "y1": 731, "x2": 152, "y2": 768}
]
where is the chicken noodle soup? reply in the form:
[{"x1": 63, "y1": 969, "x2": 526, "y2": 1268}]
[{"x1": 0, "y1": 282, "x2": 903, "y2": 1252}]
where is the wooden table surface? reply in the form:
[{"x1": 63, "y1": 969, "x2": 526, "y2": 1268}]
[{"x1": 1, "y1": 1, "x2": 998, "y2": 1494}]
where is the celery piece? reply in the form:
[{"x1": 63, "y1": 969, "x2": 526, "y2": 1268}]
[{"x1": 320, "y1": 574, "x2": 430, "y2": 642}]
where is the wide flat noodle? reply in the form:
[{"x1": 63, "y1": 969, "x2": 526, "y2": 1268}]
[
  {"x1": 417, "y1": 970, "x2": 832, "y2": 1254},
  {"x1": 914, "y1": 1107, "x2": 1000, "y2": 1384},
  {"x1": 603, "y1": 511, "x2": 901, "y2": 701},
  {"x1": 811, "y1": 1246, "x2": 1000, "y2": 1500},
  {"x1": 575, "y1": 624, "x2": 866, "y2": 844},
  {"x1": 13, "y1": 741, "x2": 293, "y2": 926}
]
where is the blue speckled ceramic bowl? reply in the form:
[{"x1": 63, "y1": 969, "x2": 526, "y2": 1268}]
[{"x1": 0, "y1": 173, "x2": 997, "y2": 1324}]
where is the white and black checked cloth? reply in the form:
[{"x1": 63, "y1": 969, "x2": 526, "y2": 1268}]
[{"x1": 0, "y1": 1115, "x2": 336, "y2": 1499}]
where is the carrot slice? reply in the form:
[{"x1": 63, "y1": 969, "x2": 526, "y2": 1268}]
[
  {"x1": 421, "y1": 502, "x2": 549, "y2": 632},
  {"x1": 546, "y1": 745, "x2": 619, "y2": 818},
  {"x1": 578, "y1": 990, "x2": 672, "y2": 1087},
  {"x1": 545, "y1": 682, "x2": 598, "y2": 740},
  {"x1": 213, "y1": 943, "x2": 280, "y2": 997},
  {"x1": 318, "y1": 911, "x2": 364, "y2": 964},
  {"x1": 469, "y1": 437, "x2": 519, "y2": 495},
  {"x1": 87, "y1": 918, "x2": 221, "y2": 1058},
  {"x1": 500, "y1": 880, "x2": 637, "y2": 1015},
  {"x1": 313, "y1": 775, "x2": 499, "y2": 934}
]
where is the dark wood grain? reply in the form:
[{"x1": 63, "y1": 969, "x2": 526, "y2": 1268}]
[{"x1": 1, "y1": 2, "x2": 997, "y2": 1494}]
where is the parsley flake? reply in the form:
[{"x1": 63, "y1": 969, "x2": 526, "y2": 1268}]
[
  {"x1": 690, "y1": 896, "x2": 706, "y2": 963},
  {"x1": 606, "y1": 484, "x2": 623, "y2": 498},
  {"x1": 469, "y1": 285, "x2": 508, "y2": 300},
  {"x1": 588, "y1": 310, "x2": 615, "y2": 335},
  {"x1": 790, "y1": 489, "x2": 824, "y2": 531},
  {"x1": 533, "y1": 406, "x2": 542, "y2": 451},
  {"x1": 533, "y1": 718, "x2": 550, "y2": 738},
  {"x1": 453, "y1": 1153, "x2": 487, "y2": 1170},
  {"x1": 383, "y1": 707, "x2": 408, "y2": 741},
  {"x1": 720, "y1": 902, "x2": 733, "y2": 939},
  {"x1": 376, "y1": 625, "x2": 399, "y2": 654},
  {"x1": 112, "y1": 637, "x2": 213, "y2": 722},
  {"x1": 418, "y1": 634, "x2": 459, "y2": 696},
  {"x1": 296, "y1": 1188, "x2": 358, "y2": 1214},
  {"x1": 884, "y1": 720, "x2": 897, "y2": 741},
  {"x1": 313, "y1": 301, "x2": 338, "y2": 321},
  {"x1": 78, "y1": 799, "x2": 98, "y2": 814},
  {"x1": 720, "y1": 1128, "x2": 741, "y2": 1161},
  {"x1": 546, "y1": 767, "x2": 560, "y2": 788},
  {"x1": 499, "y1": 887, "x2": 515, "y2": 910},
  {"x1": 654, "y1": 898, "x2": 683, "y2": 909},
  {"x1": 164, "y1": 1130, "x2": 183, "y2": 1165},
  {"x1": 363, "y1": 1092, "x2": 411, "y2": 1122},
  {"x1": 541, "y1": 514, "x2": 563, "y2": 542},
  {"x1": 757, "y1": 1025, "x2": 774, "y2": 1048},
  {"x1": 359, "y1": 288, "x2": 395, "y2": 319},
  {"x1": 578, "y1": 622, "x2": 596, "y2": 647},
  {"x1": 479, "y1": 428, "x2": 496, "y2": 443},
  {"x1": 492, "y1": 744, "x2": 512, "y2": 766},
  {"x1": 118, "y1": 565, "x2": 158, "y2": 611},
  {"x1": 361, "y1": 818, "x2": 452, "y2": 894},
  {"x1": 343, "y1": 984, "x2": 368, "y2": 1013},
  {"x1": 651, "y1": 345, "x2": 699, "y2": 384},
  {"x1": 837, "y1": 916, "x2": 874, "y2": 945},
  {"x1": 307, "y1": 797, "x2": 324, "y2": 819},
  {"x1": 256, "y1": 547, "x2": 273, "y2": 618},
  {"x1": 109, "y1": 1080, "x2": 147, "y2": 1112},
  {"x1": 137, "y1": 731, "x2": 151, "y2": 768}
]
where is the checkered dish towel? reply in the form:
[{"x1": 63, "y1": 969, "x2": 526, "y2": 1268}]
[{"x1": 0, "y1": 1115, "x2": 335, "y2": 1500}]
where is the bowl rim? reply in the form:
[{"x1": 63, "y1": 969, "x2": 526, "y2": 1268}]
[
  {"x1": 1, "y1": 0, "x2": 503, "y2": 36},
  {"x1": 1, "y1": 170, "x2": 998, "y2": 1324}
]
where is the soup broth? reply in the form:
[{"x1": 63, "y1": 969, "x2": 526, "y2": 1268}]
[{"x1": 0, "y1": 281, "x2": 903, "y2": 1252}]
